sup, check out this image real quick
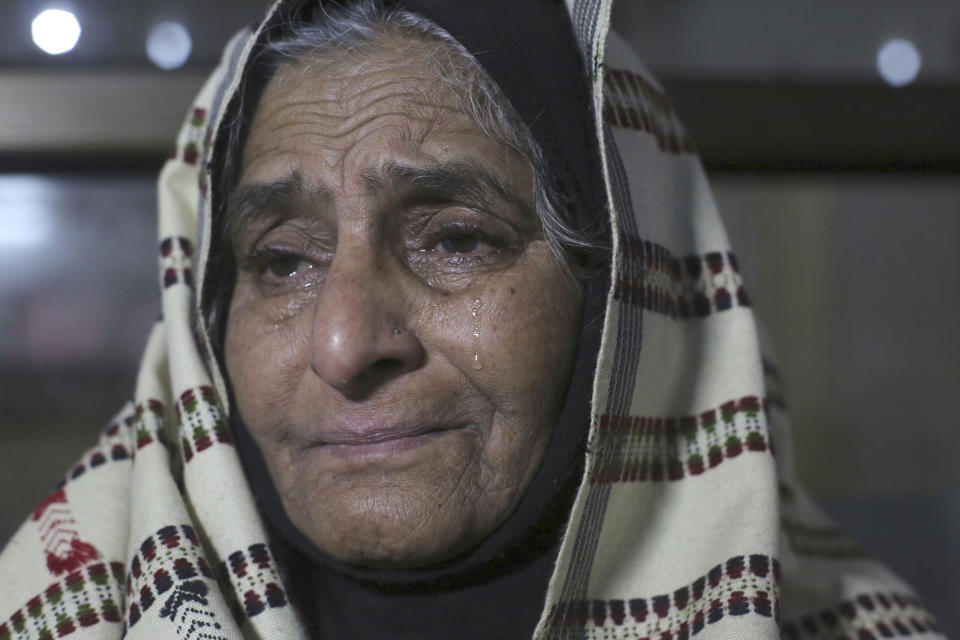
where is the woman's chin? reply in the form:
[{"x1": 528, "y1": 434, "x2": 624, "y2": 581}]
[
  {"x1": 282, "y1": 477, "x2": 505, "y2": 570},
  {"x1": 302, "y1": 508, "x2": 482, "y2": 570}
]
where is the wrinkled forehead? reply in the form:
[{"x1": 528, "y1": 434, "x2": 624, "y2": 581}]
[
  {"x1": 254, "y1": 29, "x2": 455, "y2": 112},
  {"x1": 238, "y1": 36, "x2": 479, "y2": 182}
]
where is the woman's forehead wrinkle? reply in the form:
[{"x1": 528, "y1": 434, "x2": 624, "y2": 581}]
[{"x1": 243, "y1": 81, "x2": 460, "y2": 180}]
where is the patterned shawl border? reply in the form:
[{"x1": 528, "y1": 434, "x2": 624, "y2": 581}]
[
  {"x1": 28, "y1": 488, "x2": 101, "y2": 581},
  {"x1": 219, "y1": 543, "x2": 289, "y2": 624},
  {"x1": 781, "y1": 592, "x2": 942, "y2": 639},
  {"x1": 589, "y1": 395, "x2": 772, "y2": 484},
  {"x1": 547, "y1": 554, "x2": 779, "y2": 635},
  {"x1": 56, "y1": 412, "x2": 137, "y2": 491},
  {"x1": 169, "y1": 106, "x2": 210, "y2": 170},
  {"x1": 602, "y1": 66, "x2": 696, "y2": 154},
  {"x1": 160, "y1": 236, "x2": 196, "y2": 292},
  {"x1": 614, "y1": 236, "x2": 751, "y2": 320},
  {"x1": 50, "y1": 372, "x2": 233, "y2": 487},
  {"x1": 124, "y1": 524, "x2": 222, "y2": 636},
  {"x1": 50, "y1": 396, "x2": 168, "y2": 494},
  {"x1": 124, "y1": 525, "x2": 290, "y2": 635},
  {"x1": 0, "y1": 561, "x2": 124, "y2": 640},
  {"x1": 62, "y1": 382, "x2": 234, "y2": 477},
  {"x1": 175, "y1": 385, "x2": 233, "y2": 463}
]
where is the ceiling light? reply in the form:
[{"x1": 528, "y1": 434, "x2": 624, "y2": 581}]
[
  {"x1": 877, "y1": 38, "x2": 921, "y2": 87},
  {"x1": 31, "y1": 9, "x2": 82, "y2": 56},
  {"x1": 146, "y1": 21, "x2": 192, "y2": 70}
]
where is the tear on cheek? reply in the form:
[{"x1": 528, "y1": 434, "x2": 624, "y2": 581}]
[{"x1": 470, "y1": 297, "x2": 484, "y2": 371}]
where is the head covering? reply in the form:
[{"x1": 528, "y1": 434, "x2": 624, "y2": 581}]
[{"x1": 0, "y1": 1, "x2": 946, "y2": 639}]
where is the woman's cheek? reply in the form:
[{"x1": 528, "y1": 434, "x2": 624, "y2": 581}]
[
  {"x1": 485, "y1": 268, "x2": 579, "y2": 392},
  {"x1": 225, "y1": 284, "x2": 311, "y2": 426},
  {"x1": 470, "y1": 259, "x2": 579, "y2": 429}
]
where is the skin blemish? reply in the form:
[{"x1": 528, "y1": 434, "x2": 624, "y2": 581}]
[
  {"x1": 510, "y1": 288, "x2": 516, "y2": 294},
  {"x1": 470, "y1": 297, "x2": 483, "y2": 371}
]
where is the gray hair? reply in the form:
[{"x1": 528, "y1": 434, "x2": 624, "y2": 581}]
[{"x1": 216, "y1": 0, "x2": 597, "y2": 265}]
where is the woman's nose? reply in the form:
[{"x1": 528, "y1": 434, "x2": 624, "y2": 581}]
[{"x1": 309, "y1": 252, "x2": 424, "y2": 400}]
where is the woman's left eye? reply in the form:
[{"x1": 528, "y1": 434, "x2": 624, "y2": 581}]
[
  {"x1": 410, "y1": 220, "x2": 520, "y2": 275},
  {"x1": 407, "y1": 215, "x2": 520, "y2": 275},
  {"x1": 438, "y1": 234, "x2": 481, "y2": 255}
]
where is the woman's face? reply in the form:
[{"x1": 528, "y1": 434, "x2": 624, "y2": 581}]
[{"x1": 224, "y1": 35, "x2": 582, "y2": 569}]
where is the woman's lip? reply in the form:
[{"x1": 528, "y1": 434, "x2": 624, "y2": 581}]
[
  {"x1": 317, "y1": 422, "x2": 462, "y2": 446},
  {"x1": 317, "y1": 427, "x2": 462, "y2": 460}
]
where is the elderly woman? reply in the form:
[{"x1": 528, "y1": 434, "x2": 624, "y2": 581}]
[{"x1": 0, "y1": 0, "x2": 945, "y2": 639}]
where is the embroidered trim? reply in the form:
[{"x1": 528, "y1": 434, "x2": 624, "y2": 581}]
[
  {"x1": 124, "y1": 525, "x2": 225, "y2": 638},
  {"x1": 176, "y1": 386, "x2": 232, "y2": 463},
  {"x1": 160, "y1": 236, "x2": 195, "y2": 290},
  {"x1": 171, "y1": 107, "x2": 209, "y2": 167},
  {"x1": 0, "y1": 561, "x2": 124, "y2": 640},
  {"x1": 603, "y1": 67, "x2": 696, "y2": 154},
  {"x1": 547, "y1": 554, "x2": 780, "y2": 637},
  {"x1": 132, "y1": 399, "x2": 168, "y2": 452},
  {"x1": 46, "y1": 400, "x2": 167, "y2": 501},
  {"x1": 219, "y1": 543, "x2": 289, "y2": 623},
  {"x1": 58, "y1": 412, "x2": 132, "y2": 488},
  {"x1": 614, "y1": 236, "x2": 750, "y2": 320},
  {"x1": 781, "y1": 592, "x2": 942, "y2": 639},
  {"x1": 589, "y1": 396, "x2": 772, "y2": 484},
  {"x1": 30, "y1": 489, "x2": 101, "y2": 576}
]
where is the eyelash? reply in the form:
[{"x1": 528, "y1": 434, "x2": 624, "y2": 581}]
[
  {"x1": 240, "y1": 245, "x2": 320, "y2": 287},
  {"x1": 418, "y1": 221, "x2": 510, "y2": 259}
]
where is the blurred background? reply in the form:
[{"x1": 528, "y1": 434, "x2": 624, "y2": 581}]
[{"x1": 0, "y1": 0, "x2": 957, "y2": 633}]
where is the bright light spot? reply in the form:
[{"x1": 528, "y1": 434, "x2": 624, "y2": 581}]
[
  {"x1": 0, "y1": 177, "x2": 56, "y2": 248},
  {"x1": 146, "y1": 21, "x2": 192, "y2": 70},
  {"x1": 0, "y1": 195, "x2": 53, "y2": 247},
  {"x1": 0, "y1": 210, "x2": 51, "y2": 247},
  {"x1": 877, "y1": 38, "x2": 921, "y2": 87},
  {"x1": 31, "y1": 9, "x2": 81, "y2": 55}
]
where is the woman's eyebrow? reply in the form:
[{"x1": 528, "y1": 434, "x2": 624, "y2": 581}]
[
  {"x1": 225, "y1": 161, "x2": 533, "y2": 240},
  {"x1": 226, "y1": 171, "x2": 313, "y2": 239},
  {"x1": 362, "y1": 161, "x2": 531, "y2": 216}
]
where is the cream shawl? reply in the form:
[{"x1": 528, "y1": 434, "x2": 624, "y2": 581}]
[{"x1": 0, "y1": 1, "x2": 946, "y2": 638}]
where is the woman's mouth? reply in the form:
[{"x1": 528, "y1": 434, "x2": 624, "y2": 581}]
[{"x1": 314, "y1": 422, "x2": 468, "y2": 461}]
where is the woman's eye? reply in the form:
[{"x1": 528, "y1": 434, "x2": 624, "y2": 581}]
[
  {"x1": 264, "y1": 253, "x2": 306, "y2": 278},
  {"x1": 438, "y1": 234, "x2": 481, "y2": 254}
]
